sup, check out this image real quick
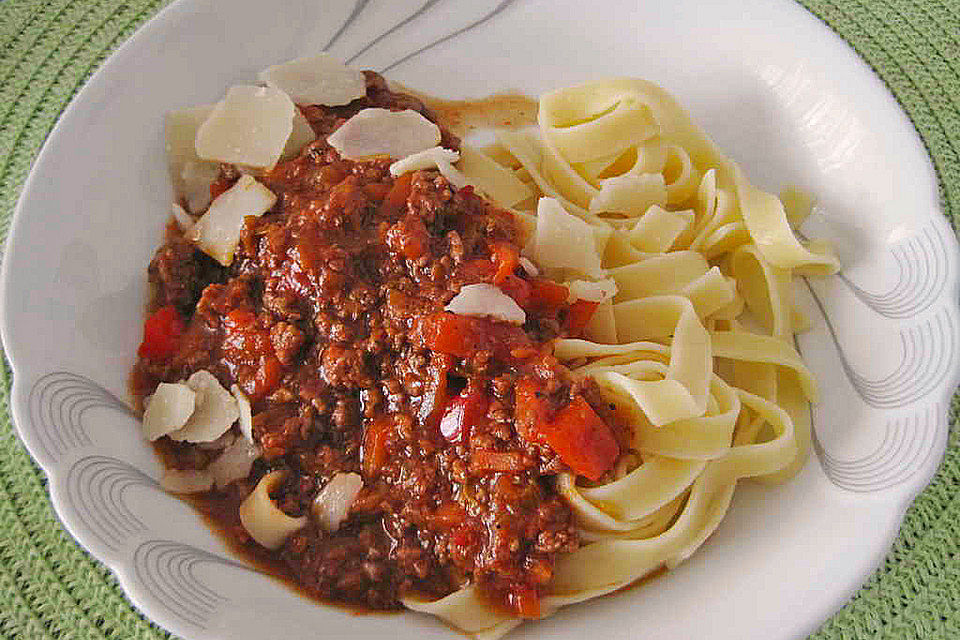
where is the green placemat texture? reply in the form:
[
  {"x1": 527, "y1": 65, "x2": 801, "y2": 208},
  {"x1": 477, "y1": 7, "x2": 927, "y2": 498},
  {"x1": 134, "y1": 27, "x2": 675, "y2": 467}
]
[{"x1": 1, "y1": 0, "x2": 958, "y2": 638}]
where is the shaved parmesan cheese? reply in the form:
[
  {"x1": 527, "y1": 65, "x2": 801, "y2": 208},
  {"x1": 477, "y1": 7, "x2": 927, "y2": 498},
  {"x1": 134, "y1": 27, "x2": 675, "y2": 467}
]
[
  {"x1": 457, "y1": 145, "x2": 534, "y2": 208},
  {"x1": 208, "y1": 437, "x2": 261, "y2": 489},
  {"x1": 142, "y1": 382, "x2": 196, "y2": 441},
  {"x1": 313, "y1": 473, "x2": 363, "y2": 532},
  {"x1": 188, "y1": 175, "x2": 276, "y2": 266},
  {"x1": 165, "y1": 104, "x2": 218, "y2": 212},
  {"x1": 231, "y1": 384, "x2": 254, "y2": 443},
  {"x1": 168, "y1": 370, "x2": 240, "y2": 443},
  {"x1": 445, "y1": 283, "x2": 526, "y2": 325},
  {"x1": 389, "y1": 146, "x2": 460, "y2": 176},
  {"x1": 328, "y1": 108, "x2": 440, "y2": 160},
  {"x1": 160, "y1": 468, "x2": 214, "y2": 494},
  {"x1": 171, "y1": 202, "x2": 195, "y2": 232},
  {"x1": 258, "y1": 54, "x2": 365, "y2": 106},
  {"x1": 567, "y1": 278, "x2": 618, "y2": 303},
  {"x1": 280, "y1": 108, "x2": 317, "y2": 161},
  {"x1": 534, "y1": 197, "x2": 604, "y2": 278},
  {"x1": 195, "y1": 85, "x2": 295, "y2": 169}
]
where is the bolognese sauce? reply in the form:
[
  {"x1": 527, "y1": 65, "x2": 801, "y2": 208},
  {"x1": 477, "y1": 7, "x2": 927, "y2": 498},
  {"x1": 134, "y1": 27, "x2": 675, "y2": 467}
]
[{"x1": 133, "y1": 72, "x2": 625, "y2": 619}]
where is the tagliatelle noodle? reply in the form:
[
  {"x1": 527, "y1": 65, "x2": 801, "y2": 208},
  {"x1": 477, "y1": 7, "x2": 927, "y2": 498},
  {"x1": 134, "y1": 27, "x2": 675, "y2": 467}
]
[{"x1": 396, "y1": 76, "x2": 838, "y2": 638}]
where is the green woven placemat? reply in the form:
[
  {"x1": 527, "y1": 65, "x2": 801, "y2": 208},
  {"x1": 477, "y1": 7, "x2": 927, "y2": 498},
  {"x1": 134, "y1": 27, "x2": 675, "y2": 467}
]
[{"x1": 0, "y1": 1, "x2": 957, "y2": 638}]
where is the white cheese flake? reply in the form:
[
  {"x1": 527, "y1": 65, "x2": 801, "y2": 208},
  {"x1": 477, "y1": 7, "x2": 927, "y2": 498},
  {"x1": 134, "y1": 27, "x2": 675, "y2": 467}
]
[
  {"x1": 534, "y1": 197, "x2": 604, "y2": 278},
  {"x1": 258, "y1": 54, "x2": 366, "y2": 106},
  {"x1": 168, "y1": 370, "x2": 240, "y2": 443},
  {"x1": 195, "y1": 85, "x2": 295, "y2": 169},
  {"x1": 328, "y1": 108, "x2": 440, "y2": 161},
  {"x1": 142, "y1": 382, "x2": 196, "y2": 441},
  {"x1": 231, "y1": 384, "x2": 254, "y2": 443},
  {"x1": 280, "y1": 108, "x2": 317, "y2": 161},
  {"x1": 165, "y1": 104, "x2": 218, "y2": 213},
  {"x1": 445, "y1": 283, "x2": 526, "y2": 325},
  {"x1": 188, "y1": 175, "x2": 276, "y2": 266},
  {"x1": 389, "y1": 146, "x2": 460, "y2": 176},
  {"x1": 208, "y1": 437, "x2": 261, "y2": 489}
]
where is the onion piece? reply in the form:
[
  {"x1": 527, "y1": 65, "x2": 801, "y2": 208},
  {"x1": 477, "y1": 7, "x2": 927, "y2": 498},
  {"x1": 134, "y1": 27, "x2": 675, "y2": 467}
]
[
  {"x1": 208, "y1": 437, "x2": 261, "y2": 489},
  {"x1": 142, "y1": 382, "x2": 196, "y2": 441},
  {"x1": 312, "y1": 473, "x2": 363, "y2": 532},
  {"x1": 168, "y1": 370, "x2": 240, "y2": 443},
  {"x1": 328, "y1": 108, "x2": 440, "y2": 161},
  {"x1": 445, "y1": 283, "x2": 526, "y2": 325},
  {"x1": 160, "y1": 468, "x2": 214, "y2": 494}
]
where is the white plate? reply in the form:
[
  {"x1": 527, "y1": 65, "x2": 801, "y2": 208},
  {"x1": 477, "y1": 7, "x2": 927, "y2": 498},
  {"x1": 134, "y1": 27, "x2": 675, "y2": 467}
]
[{"x1": 2, "y1": 0, "x2": 958, "y2": 639}]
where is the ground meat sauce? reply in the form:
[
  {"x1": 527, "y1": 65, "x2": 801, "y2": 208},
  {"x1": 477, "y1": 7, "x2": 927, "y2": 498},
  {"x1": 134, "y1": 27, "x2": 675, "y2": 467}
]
[{"x1": 133, "y1": 72, "x2": 626, "y2": 619}]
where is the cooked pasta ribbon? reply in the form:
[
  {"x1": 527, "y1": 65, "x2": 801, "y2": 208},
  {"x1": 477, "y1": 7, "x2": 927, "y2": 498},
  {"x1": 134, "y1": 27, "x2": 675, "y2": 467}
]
[{"x1": 408, "y1": 76, "x2": 835, "y2": 638}]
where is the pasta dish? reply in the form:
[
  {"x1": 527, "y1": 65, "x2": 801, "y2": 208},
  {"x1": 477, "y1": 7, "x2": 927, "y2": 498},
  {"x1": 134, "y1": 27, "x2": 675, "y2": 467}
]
[{"x1": 132, "y1": 55, "x2": 837, "y2": 638}]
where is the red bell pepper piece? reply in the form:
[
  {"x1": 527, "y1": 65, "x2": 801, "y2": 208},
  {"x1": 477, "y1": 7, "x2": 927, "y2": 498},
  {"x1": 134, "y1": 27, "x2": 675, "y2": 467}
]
[
  {"x1": 381, "y1": 171, "x2": 413, "y2": 214},
  {"x1": 528, "y1": 279, "x2": 569, "y2": 314},
  {"x1": 439, "y1": 383, "x2": 488, "y2": 443},
  {"x1": 514, "y1": 377, "x2": 619, "y2": 480},
  {"x1": 419, "y1": 312, "x2": 532, "y2": 360},
  {"x1": 564, "y1": 299, "x2": 599, "y2": 333},
  {"x1": 138, "y1": 305, "x2": 185, "y2": 360},
  {"x1": 490, "y1": 242, "x2": 520, "y2": 285}
]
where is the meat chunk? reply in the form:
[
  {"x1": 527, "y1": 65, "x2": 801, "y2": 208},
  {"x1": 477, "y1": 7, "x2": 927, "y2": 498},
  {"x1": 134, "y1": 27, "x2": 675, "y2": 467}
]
[
  {"x1": 148, "y1": 236, "x2": 221, "y2": 311},
  {"x1": 320, "y1": 345, "x2": 371, "y2": 388},
  {"x1": 270, "y1": 322, "x2": 306, "y2": 365}
]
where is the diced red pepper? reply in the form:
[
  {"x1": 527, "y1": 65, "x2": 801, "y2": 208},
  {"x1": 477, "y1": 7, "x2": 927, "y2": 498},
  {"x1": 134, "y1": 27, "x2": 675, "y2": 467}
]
[
  {"x1": 456, "y1": 258, "x2": 496, "y2": 284},
  {"x1": 439, "y1": 383, "x2": 488, "y2": 442},
  {"x1": 419, "y1": 312, "x2": 532, "y2": 360},
  {"x1": 381, "y1": 171, "x2": 413, "y2": 214},
  {"x1": 469, "y1": 451, "x2": 527, "y2": 474},
  {"x1": 497, "y1": 274, "x2": 532, "y2": 309},
  {"x1": 528, "y1": 279, "x2": 569, "y2": 314},
  {"x1": 545, "y1": 396, "x2": 620, "y2": 480},
  {"x1": 514, "y1": 377, "x2": 619, "y2": 481},
  {"x1": 250, "y1": 355, "x2": 282, "y2": 402},
  {"x1": 417, "y1": 352, "x2": 452, "y2": 430},
  {"x1": 362, "y1": 415, "x2": 395, "y2": 478},
  {"x1": 385, "y1": 214, "x2": 430, "y2": 260},
  {"x1": 564, "y1": 299, "x2": 600, "y2": 334},
  {"x1": 514, "y1": 377, "x2": 550, "y2": 445},
  {"x1": 490, "y1": 242, "x2": 520, "y2": 285},
  {"x1": 138, "y1": 305, "x2": 185, "y2": 360}
]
